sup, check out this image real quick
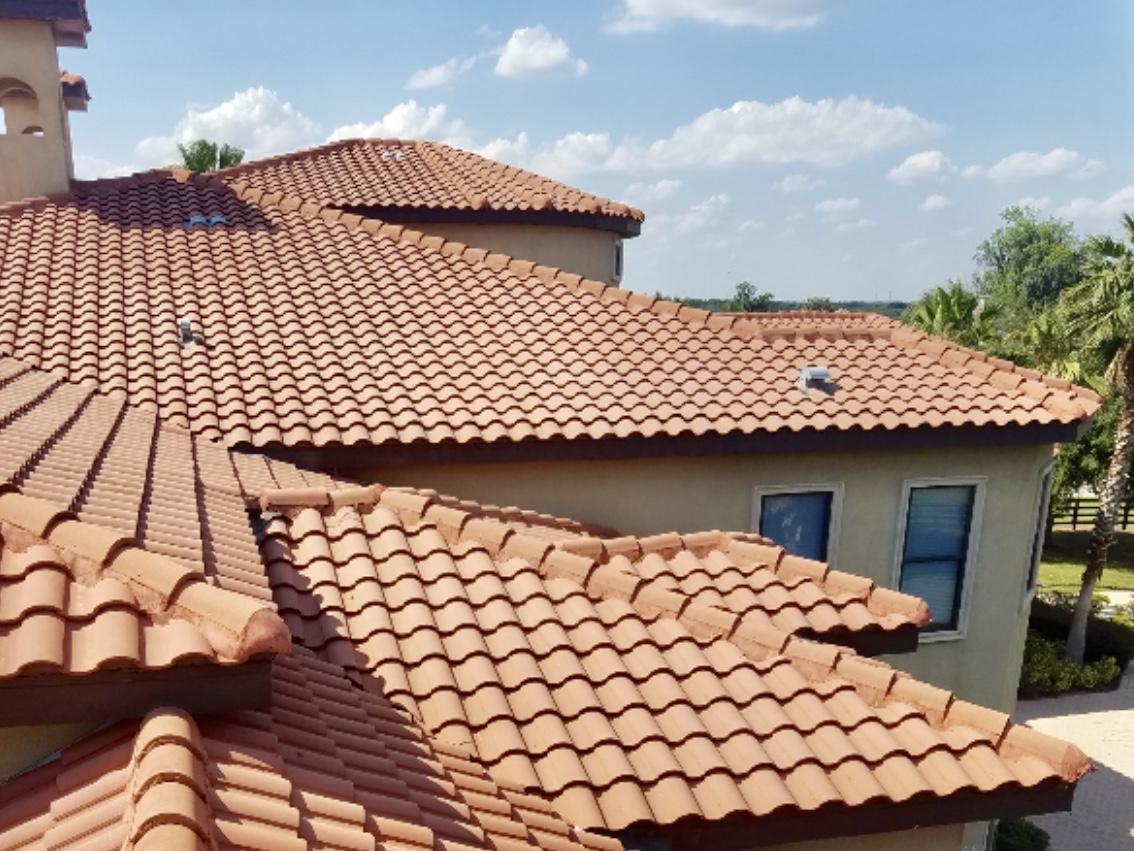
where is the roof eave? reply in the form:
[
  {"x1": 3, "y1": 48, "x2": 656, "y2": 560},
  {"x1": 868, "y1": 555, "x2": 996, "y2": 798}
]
[
  {"x1": 627, "y1": 780, "x2": 1079, "y2": 850},
  {"x1": 258, "y1": 419, "x2": 1092, "y2": 472},
  {"x1": 344, "y1": 204, "x2": 643, "y2": 237},
  {"x1": 798, "y1": 622, "x2": 921, "y2": 656},
  {"x1": 0, "y1": 0, "x2": 90, "y2": 46},
  {"x1": 0, "y1": 656, "x2": 275, "y2": 727}
]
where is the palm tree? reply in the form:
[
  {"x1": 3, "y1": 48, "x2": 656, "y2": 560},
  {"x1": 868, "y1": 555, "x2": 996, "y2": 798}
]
[
  {"x1": 176, "y1": 139, "x2": 244, "y2": 173},
  {"x1": 1060, "y1": 213, "x2": 1134, "y2": 664},
  {"x1": 904, "y1": 280, "x2": 999, "y2": 349}
]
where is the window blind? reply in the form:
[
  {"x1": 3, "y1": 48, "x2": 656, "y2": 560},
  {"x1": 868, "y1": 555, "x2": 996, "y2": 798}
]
[{"x1": 899, "y1": 485, "x2": 975, "y2": 631}]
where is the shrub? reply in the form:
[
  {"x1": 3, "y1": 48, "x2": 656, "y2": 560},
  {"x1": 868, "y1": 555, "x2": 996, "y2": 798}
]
[
  {"x1": 1029, "y1": 597, "x2": 1134, "y2": 671},
  {"x1": 1019, "y1": 630, "x2": 1121, "y2": 696},
  {"x1": 994, "y1": 818, "x2": 1050, "y2": 851},
  {"x1": 1036, "y1": 589, "x2": 1108, "y2": 615}
]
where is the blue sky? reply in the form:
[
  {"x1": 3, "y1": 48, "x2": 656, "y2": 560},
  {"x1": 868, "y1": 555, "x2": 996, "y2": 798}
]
[{"x1": 68, "y1": 0, "x2": 1134, "y2": 302}]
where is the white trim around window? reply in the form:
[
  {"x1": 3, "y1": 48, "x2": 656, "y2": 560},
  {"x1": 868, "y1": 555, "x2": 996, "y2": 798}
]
[
  {"x1": 751, "y1": 483, "x2": 845, "y2": 567},
  {"x1": 1022, "y1": 460, "x2": 1056, "y2": 610},
  {"x1": 891, "y1": 477, "x2": 986, "y2": 642}
]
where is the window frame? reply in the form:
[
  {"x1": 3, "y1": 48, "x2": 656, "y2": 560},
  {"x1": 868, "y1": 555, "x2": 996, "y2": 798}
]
[
  {"x1": 751, "y1": 483, "x2": 844, "y2": 566},
  {"x1": 1022, "y1": 460, "x2": 1056, "y2": 609},
  {"x1": 891, "y1": 476, "x2": 986, "y2": 642}
]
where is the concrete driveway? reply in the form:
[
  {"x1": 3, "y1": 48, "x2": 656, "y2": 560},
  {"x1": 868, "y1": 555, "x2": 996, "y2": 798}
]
[{"x1": 1014, "y1": 664, "x2": 1134, "y2": 850}]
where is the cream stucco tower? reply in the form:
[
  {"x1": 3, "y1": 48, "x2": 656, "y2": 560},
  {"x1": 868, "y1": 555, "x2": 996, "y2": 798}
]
[{"x1": 0, "y1": 0, "x2": 90, "y2": 205}]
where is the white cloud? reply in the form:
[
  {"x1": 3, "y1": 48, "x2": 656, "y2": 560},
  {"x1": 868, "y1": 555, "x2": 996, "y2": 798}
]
[
  {"x1": 529, "y1": 132, "x2": 619, "y2": 178},
  {"x1": 647, "y1": 194, "x2": 734, "y2": 238},
  {"x1": 887, "y1": 150, "x2": 957, "y2": 184},
  {"x1": 740, "y1": 219, "x2": 765, "y2": 232},
  {"x1": 494, "y1": 26, "x2": 588, "y2": 78},
  {"x1": 406, "y1": 56, "x2": 479, "y2": 90},
  {"x1": 816, "y1": 197, "x2": 859, "y2": 215},
  {"x1": 623, "y1": 178, "x2": 682, "y2": 204},
  {"x1": 73, "y1": 154, "x2": 137, "y2": 179},
  {"x1": 903, "y1": 237, "x2": 928, "y2": 250},
  {"x1": 919, "y1": 193, "x2": 952, "y2": 212},
  {"x1": 835, "y1": 217, "x2": 875, "y2": 232},
  {"x1": 986, "y1": 148, "x2": 1101, "y2": 182},
  {"x1": 1070, "y1": 160, "x2": 1104, "y2": 180},
  {"x1": 609, "y1": 0, "x2": 837, "y2": 33},
  {"x1": 328, "y1": 100, "x2": 471, "y2": 147},
  {"x1": 773, "y1": 173, "x2": 824, "y2": 193},
  {"x1": 478, "y1": 132, "x2": 531, "y2": 165},
  {"x1": 518, "y1": 96, "x2": 939, "y2": 179},
  {"x1": 136, "y1": 86, "x2": 321, "y2": 163},
  {"x1": 675, "y1": 194, "x2": 730, "y2": 232},
  {"x1": 1056, "y1": 185, "x2": 1134, "y2": 223}
]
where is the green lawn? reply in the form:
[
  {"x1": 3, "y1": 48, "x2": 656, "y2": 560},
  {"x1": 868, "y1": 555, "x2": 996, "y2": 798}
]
[{"x1": 1039, "y1": 530, "x2": 1134, "y2": 594}]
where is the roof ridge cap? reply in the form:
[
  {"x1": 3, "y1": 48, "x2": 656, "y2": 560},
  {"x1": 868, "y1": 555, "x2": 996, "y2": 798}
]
[
  {"x1": 417, "y1": 141, "x2": 489, "y2": 211},
  {"x1": 123, "y1": 708, "x2": 214, "y2": 848},
  {"x1": 214, "y1": 137, "x2": 367, "y2": 179},
  {"x1": 724, "y1": 537, "x2": 931, "y2": 627},
  {"x1": 0, "y1": 488, "x2": 290, "y2": 662},
  {"x1": 0, "y1": 168, "x2": 198, "y2": 218}
]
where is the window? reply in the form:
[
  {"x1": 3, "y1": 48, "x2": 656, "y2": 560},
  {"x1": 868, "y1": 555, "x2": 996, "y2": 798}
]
[
  {"x1": 752, "y1": 485, "x2": 842, "y2": 563},
  {"x1": 612, "y1": 240, "x2": 624, "y2": 283},
  {"x1": 895, "y1": 480, "x2": 984, "y2": 635},
  {"x1": 1025, "y1": 462, "x2": 1056, "y2": 603},
  {"x1": 0, "y1": 78, "x2": 41, "y2": 136}
]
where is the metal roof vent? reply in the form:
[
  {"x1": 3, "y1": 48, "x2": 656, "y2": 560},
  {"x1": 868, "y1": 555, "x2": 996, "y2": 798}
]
[
  {"x1": 796, "y1": 365, "x2": 834, "y2": 395},
  {"x1": 178, "y1": 317, "x2": 196, "y2": 347},
  {"x1": 380, "y1": 149, "x2": 407, "y2": 161},
  {"x1": 183, "y1": 214, "x2": 228, "y2": 229}
]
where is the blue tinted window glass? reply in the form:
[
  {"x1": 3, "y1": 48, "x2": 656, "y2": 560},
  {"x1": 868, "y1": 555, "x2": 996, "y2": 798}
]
[
  {"x1": 899, "y1": 486, "x2": 975, "y2": 630},
  {"x1": 759, "y1": 492, "x2": 832, "y2": 561}
]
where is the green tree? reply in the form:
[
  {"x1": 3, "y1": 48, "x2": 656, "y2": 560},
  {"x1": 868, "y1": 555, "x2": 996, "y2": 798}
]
[
  {"x1": 975, "y1": 206, "x2": 1083, "y2": 322},
  {"x1": 1059, "y1": 213, "x2": 1134, "y2": 664},
  {"x1": 176, "y1": 139, "x2": 245, "y2": 173},
  {"x1": 800, "y1": 296, "x2": 834, "y2": 311},
  {"x1": 728, "y1": 281, "x2": 774, "y2": 313},
  {"x1": 902, "y1": 280, "x2": 1000, "y2": 349}
]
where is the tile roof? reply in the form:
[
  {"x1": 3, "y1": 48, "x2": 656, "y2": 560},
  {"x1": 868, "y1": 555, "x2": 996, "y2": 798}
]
[
  {"x1": 259, "y1": 484, "x2": 928, "y2": 650},
  {"x1": 59, "y1": 70, "x2": 90, "y2": 111},
  {"x1": 217, "y1": 138, "x2": 644, "y2": 229},
  {"x1": 0, "y1": 172, "x2": 1098, "y2": 453},
  {"x1": 0, "y1": 487, "x2": 289, "y2": 678},
  {"x1": 258, "y1": 487, "x2": 1088, "y2": 833},
  {"x1": 0, "y1": 648, "x2": 623, "y2": 851},
  {"x1": 0, "y1": 356, "x2": 337, "y2": 603}
]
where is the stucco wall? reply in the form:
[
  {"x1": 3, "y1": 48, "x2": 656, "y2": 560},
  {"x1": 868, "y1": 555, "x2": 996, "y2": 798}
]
[
  {"x1": 408, "y1": 222, "x2": 623, "y2": 285},
  {"x1": 762, "y1": 823, "x2": 966, "y2": 851},
  {"x1": 366, "y1": 442, "x2": 1052, "y2": 710},
  {"x1": 0, "y1": 18, "x2": 73, "y2": 204},
  {"x1": 0, "y1": 721, "x2": 98, "y2": 782}
]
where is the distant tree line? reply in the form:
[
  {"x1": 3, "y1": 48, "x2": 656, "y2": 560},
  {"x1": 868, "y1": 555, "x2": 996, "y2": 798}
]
[{"x1": 654, "y1": 281, "x2": 907, "y2": 318}]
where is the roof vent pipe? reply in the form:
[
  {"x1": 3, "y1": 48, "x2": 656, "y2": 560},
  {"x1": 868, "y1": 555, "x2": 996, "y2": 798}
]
[
  {"x1": 796, "y1": 365, "x2": 835, "y2": 396},
  {"x1": 177, "y1": 317, "x2": 194, "y2": 346}
]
